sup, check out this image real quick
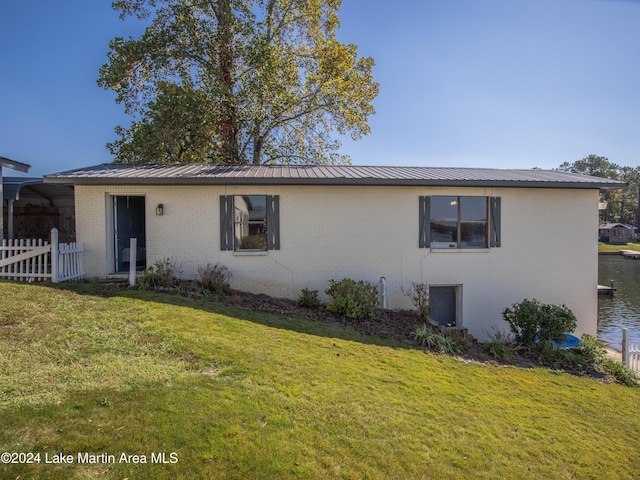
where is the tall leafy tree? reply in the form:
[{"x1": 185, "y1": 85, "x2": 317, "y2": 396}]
[{"x1": 98, "y1": 0, "x2": 378, "y2": 165}]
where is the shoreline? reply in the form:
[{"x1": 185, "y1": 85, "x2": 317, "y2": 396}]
[{"x1": 606, "y1": 347, "x2": 623, "y2": 363}]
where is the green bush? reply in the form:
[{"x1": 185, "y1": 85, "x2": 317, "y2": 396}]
[
  {"x1": 503, "y1": 298, "x2": 576, "y2": 347},
  {"x1": 579, "y1": 335, "x2": 639, "y2": 387},
  {"x1": 413, "y1": 324, "x2": 468, "y2": 355},
  {"x1": 603, "y1": 357, "x2": 639, "y2": 387},
  {"x1": 537, "y1": 335, "x2": 639, "y2": 386},
  {"x1": 138, "y1": 258, "x2": 182, "y2": 290},
  {"x1": 198, "y1": 263, "x2": 232, "y2": 294},
  {"x1": 482, "y1": 326, "x2": 515, "y2": 361},
  {"x1": 484, "y1": 342, "x2": 513, "y2": 362},
  {"x1": 575, "y1": 334, "x2": 606, "y2": 365},
  {"x1": 538, "y1": 341, "x2": 590, "y2": 373},
  {"x1": 325, "y1": 278, "x2": 379, "y2": 320},
  {"x1": 297, "y1": 288, "x2": 321, "y2": 309},
  {"x1": 539, "y1": 303, "x2": 577, "y2": 343},
  {"x1": 405, "y1": 282, "x2": 430, "y2": 321},
  {"x1": 502, "y1": 299, "x2": 542, "y2": 347}
]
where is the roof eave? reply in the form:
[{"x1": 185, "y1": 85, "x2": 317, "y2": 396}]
[
  {"x1": 43, "y1": 176, "x2": 627, "y2": 189},
  {"x1": 0, "y1": 156, "x2": 31, "y2": 173}
]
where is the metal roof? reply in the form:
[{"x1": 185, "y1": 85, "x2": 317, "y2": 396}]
[
  {"x1": 3, "y1": 177, "x2": 75, "y2": 207},
  {"x1": 0, "y1": 156, "x2": 31, "y2": 173},
  {"x1": 43, "y1": 163, "x2": 626, "y2": 189},
  {"x1": 599, "y1": 223, "x2": 635, "y2": 230}
]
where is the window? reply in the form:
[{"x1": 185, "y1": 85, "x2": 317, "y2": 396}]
[
  {"x1": 419, "y1": 196, "x2": 500, "y2": 249},
  {"x1": 220, "y1": 195, "x2": 280, "y2": 251},
  {"x1": 430, "y1": 196, "x2": 487, "y2": 248}
]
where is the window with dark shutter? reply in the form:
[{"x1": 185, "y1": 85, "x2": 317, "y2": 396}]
[
  {"x1": 220, "y1": 195, "x2": 280, "y2": 251},
  {"x1": 419, "y1": 196, "x2": 430, "y2": 248},
  {"x1": 266, "y1": 195, "x2": 280, "y2": 250},
  {"x1": 220, "y1": 195, "x2": 234, "y2": 251},
  {"x1": 419, "y1": 195, "x2": 501, "y2": 249},
  {"x1": 489, "y1": 197, "x2": 501, "y2": 247}
]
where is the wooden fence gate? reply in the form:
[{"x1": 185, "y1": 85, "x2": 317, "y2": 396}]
[{"x1": 0, "y1": 228, "x2": 84, "y2": 282}]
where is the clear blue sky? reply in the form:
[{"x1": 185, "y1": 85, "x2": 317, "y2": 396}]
[{"x1": 1, "y1": 0, "x2": 639, "y2": 176}]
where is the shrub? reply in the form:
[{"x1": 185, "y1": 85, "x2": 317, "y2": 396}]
[
  {"x1": 484, "y1": 342, "x2": 513, "y2": 362},
  {"x1": 575, "y1": 333, "x2": 606, "y2": 365},
  {"x1": 538, "y1": 341, "x2": 590, "y2": 374},
  {"x1": 138, "y1": 258, "x2": 182, "y2": 290},
  {"x1": 538, "y1": 304, "x2": 577, "y2": 343},
  {"x1": 405, "y1": 282, "x2": 430, "y2": 321},
  {"x1": 603, "y1": 357, "x2": 640, "y2": 387},
  {"x1": 579, "y1": 335, "x2": 639, "y2": 387},
  {"x1": 413, "y1": 324, "x2": 468, "y2": 355},
  {"x1": 297, "y1": 288, "x2": 321, "y2": 309},
  {"x1": 198, "y1": 263, "x2": 232, "y2": 294},
  {"x1": 483, "y1": 326, "x2": 516, "y2": 362},
  {"x1": 325, "y1": 278, "x2": 379, "y2": 320},
  {"x1": 502, "y1": 299, "x2": 543, "y2": 347},
  {"x1": 536, "y1": 335, "x2": 639, "y2": 386},
  {"x1": 503, "y1": 298, "x2": 576, "y2": 347}
]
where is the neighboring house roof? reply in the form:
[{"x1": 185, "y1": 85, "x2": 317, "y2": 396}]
[
  {"x1": 599, "y1": 223, "x2": 635, "y2": 230},
  {"x1": 0, "y1": 156, "x2": 31, "y2": 173},
  {"x1": 44, "y1": 163, "x2": 626, "y2": 189}
]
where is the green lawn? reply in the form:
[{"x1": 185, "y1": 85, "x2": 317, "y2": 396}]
[
  {"x1": 1, "y1": 281, "x2": 639, "y2": 479},
  {"x1": 598, "y1": 241, "x2": 640, "y2": 253}
]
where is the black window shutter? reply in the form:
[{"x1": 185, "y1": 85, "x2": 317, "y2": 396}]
[
  {"x1": 266, "y1": 195, "x2": 280, "y2": 250},
  {"x1": 220, "y1": 195, "x2": 234, "y2": 251},
  {"x1": 490, "y1": 197, "x2": 501, "y2": 247},
  {"x1": 419, "y1": 196, "x2": 431, "y2": 248}
]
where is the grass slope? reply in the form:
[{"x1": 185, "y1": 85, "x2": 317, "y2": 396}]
[
  {"x1": 1, "y1": 282, "x2": 639, "y2": 479},
  {"x1": 598, "y1": 241, "x2": 640, "y2": 253}
]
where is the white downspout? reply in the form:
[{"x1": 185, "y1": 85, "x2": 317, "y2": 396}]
[{"x1": 380, "y1": 276, "x2": 387, "y2": 309}]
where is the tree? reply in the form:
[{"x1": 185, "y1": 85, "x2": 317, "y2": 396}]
[
  {"x1": 558, "y1": 154, "x2": 621, "y2": 179},
  {"x1": 618, "y1": 166, "x2": 640, "y2": 226},
  {"x1": 98, "y1": 0, "x2": 379, "y2": 165},
  {"x1": 559, "y1": 155, "x2": 638, "y2": 226}
]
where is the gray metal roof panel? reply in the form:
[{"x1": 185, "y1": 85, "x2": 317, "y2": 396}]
[
  {"x1": 0, "y1": 156, "x2": 31, "y2": 173},
  {"x1": 43, "y1": 164, "x2": 627, "y2": 189},
  {"x1": 3, "y1": 177, "x2": 74, "y2": 206}
]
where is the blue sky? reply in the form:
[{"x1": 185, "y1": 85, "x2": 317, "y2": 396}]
[{"x1": 1, "y1": 0, "x2": 639, "y2": 176}]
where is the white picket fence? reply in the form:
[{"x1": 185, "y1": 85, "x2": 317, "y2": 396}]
[
  {"x1": 0, "y1": 228, "x2": 84, "y2": 283},
  {"x1": 622, "y1": 328, "x2": 640, "y2": 372},
  {"x1": 627, "y1": 344, "x2": 640, "y2": 372}
]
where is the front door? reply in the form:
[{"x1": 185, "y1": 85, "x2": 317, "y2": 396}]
[
  {"x1": 430, "y1": 286, "x2": 457, "y2": 327},
  {"x1": 113, "y1": 196, "x2": 146, "y2": 272}
]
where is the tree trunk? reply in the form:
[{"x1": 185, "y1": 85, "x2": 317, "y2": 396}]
[
  {"x1": 252, "y1": 129, "x2": 263, "y2": 165},
  {"x1": 215, "y1": 0, "x2": 240, "y2": 163}
]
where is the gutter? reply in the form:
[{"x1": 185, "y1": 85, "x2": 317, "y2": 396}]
[{"x1": 43, "y1": 176, "x2": 627, "y2": 190}]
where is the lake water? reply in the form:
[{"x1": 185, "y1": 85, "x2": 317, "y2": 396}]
[{"x1": 598, "y1": 255, "x2": 640, "y2": 350}]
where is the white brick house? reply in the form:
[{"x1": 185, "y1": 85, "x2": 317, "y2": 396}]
[{"x1": 44, "y1": 164, "x2": 624, "y2": 340}]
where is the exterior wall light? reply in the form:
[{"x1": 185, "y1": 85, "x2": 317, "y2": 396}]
[{"x1": 156, "y1": 204, "x2": 164, "y2": 216}]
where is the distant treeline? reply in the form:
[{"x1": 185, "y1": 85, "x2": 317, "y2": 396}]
[{"x1": 559, "y1": 154, "x2": 639, "y2": 226}]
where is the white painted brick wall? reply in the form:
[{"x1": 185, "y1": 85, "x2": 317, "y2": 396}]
[{"x1": 74, "y1": 184, "x2": 599, "y2": 341}]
